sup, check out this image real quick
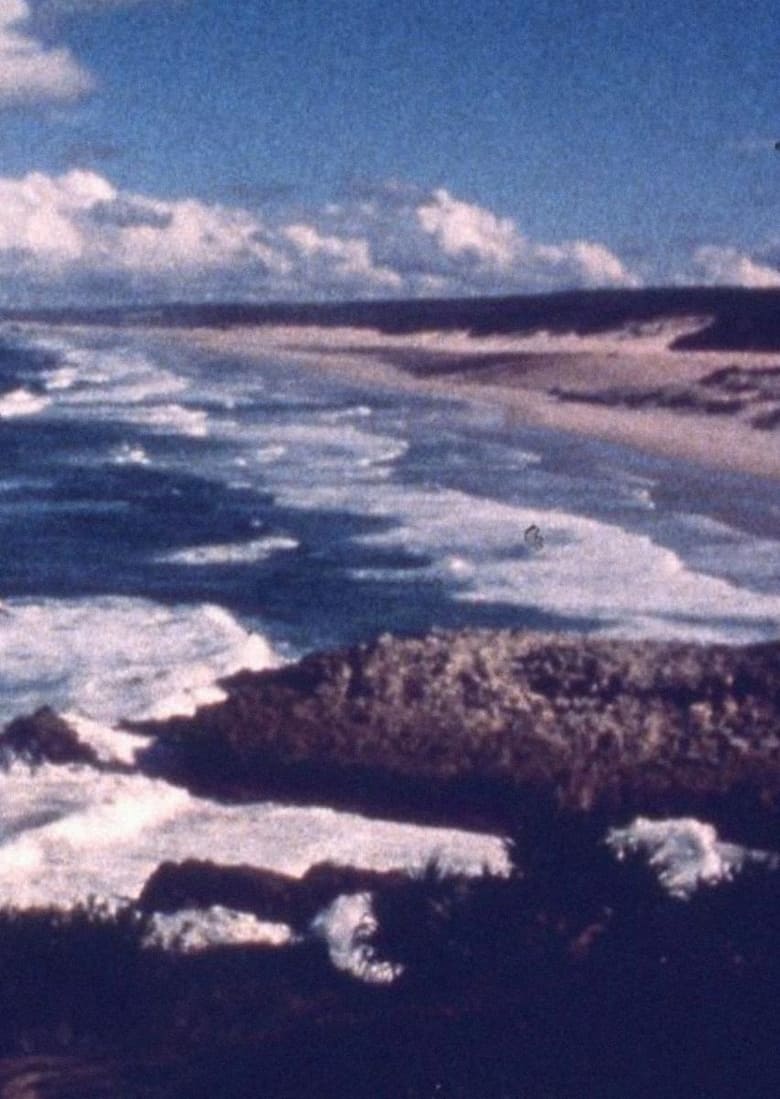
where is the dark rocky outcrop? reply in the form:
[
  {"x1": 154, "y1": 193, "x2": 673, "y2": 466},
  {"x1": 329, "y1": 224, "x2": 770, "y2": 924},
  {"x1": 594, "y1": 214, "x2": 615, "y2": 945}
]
[
  {"x1": 551, "y1": 382, "x2": 745, "y2": 415},
  {"x1": 0, "y1": 707, "x2": 100, "y2": 768},
  {"x1": 137, "y1": 859, "x2": 408, "y2": 928},
  {"x1": 130, "y1": 630, "x2": 780, "y2": 843},
  {"x1": 551, "y1": 362, "x2": 780, "y2": 429}
]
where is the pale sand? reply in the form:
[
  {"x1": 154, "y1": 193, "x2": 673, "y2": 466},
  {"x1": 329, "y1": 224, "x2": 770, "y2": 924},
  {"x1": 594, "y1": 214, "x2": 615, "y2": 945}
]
[{"x1": 57, "y1": 320, "x2": 780, "y2": 480}]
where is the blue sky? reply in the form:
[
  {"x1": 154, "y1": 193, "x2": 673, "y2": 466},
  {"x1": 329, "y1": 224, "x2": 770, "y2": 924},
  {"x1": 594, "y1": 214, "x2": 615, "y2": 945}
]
[{"x1": 0, "y1": 0, "x2": 777, "y2": 304}]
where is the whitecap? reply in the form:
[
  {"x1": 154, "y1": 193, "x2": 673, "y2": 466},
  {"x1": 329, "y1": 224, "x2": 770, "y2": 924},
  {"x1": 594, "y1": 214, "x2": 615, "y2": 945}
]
[
  {"x1": 158, "y1": 535, "x2": 299, "y2": 567},
  {"x1": 63, "y1": 713, "x2": 152, "y2": 767},
  {"x1": 311, "y1": 892, "x2": 404, "y2": 984},
  {"x1": 0, "y1": 765, "x2": 509, "y2": 911},
  {"x1": 0, "y1": 387, "x2": 50, "y2": 418},
  {"x1": 43, "y1": 365, "x2": 79, "y2": 392},
  {"x1": 110, "y1": 443, "x2": 150, "y2": 466},
  {"x1": 319, "y1": 404, "x2": 373, "y2": 423},
  {"x1": 144, "y1": 907, "x2": 295, "y2": 953},
  {"x1": 51, "y1": 347, "x2": 188, "y2": 406},
  {"x1": 356, "y1": 441, "x2": 409, "y2": 468},
  {"x1": 334, "y1": 486, "x2": 780, "y2": 643},
  {"x1": 0, "y1": 596, "x2": 278, "y2": 726},
  {"x1": 255, "y1": 444, "x2": 288, "y2": 463},
  {"x1": 123, "y1": 403, "x2": 209, "y2": 438},
  {"x1": 606, "y1": 816, "x2": 779, "y2": 899}
]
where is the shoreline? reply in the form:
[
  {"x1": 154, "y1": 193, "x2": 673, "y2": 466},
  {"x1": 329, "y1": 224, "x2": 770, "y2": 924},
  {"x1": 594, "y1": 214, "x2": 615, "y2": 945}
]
[{"x1": 139, "y1": 321, "x2": 780, "y2": 482}]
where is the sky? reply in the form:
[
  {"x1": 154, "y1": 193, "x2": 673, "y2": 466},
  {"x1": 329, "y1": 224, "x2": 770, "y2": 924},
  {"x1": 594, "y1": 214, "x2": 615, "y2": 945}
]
[{"x1": 0, "y1": 0, "x2": 777, "y2": 305}]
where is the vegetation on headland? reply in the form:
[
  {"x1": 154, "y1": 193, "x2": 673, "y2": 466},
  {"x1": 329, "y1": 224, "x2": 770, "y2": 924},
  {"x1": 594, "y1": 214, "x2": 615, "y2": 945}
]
[
  {"x1": 0, "y1": 811, "x2": 778, "y2": 1098},
  {"x1": 129, "y1": 630, "x2": 780, "y2": 845}
]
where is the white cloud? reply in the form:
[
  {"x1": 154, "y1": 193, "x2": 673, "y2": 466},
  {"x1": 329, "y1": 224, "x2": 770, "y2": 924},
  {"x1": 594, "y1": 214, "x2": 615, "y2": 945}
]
[
  {"x1": 0, "y1": 168, "x2": 640, "y2": 305},
  {"x1": 0, "y1": 0, "x2": 93, "y2": 105},
  {"x1": 321, "y1": 183, "x2": 638, "y2": 296},
  {"x1": 7, "y1": 166, "x2": 778, "y2": 304},
  {"x1": 0, "y1": 169, "x2": 286, "y2": 302},
  {"x1": 0, "y1": 168, "x2": 111, "y2": 262},
  {"x1": 414, "y1": 190, "x2": 638, "y2": 291},
  {"x1": 530, "y1": 239, "x2": 641, "y2": 289},
  {"x1": 691, "y1": 245, "x2": 780, "y2": 289},
  {"x1": 283, "y1": 223, "x2": 402, "y2": 292},
  {"x1": 417, "y1": 187, "x2": 521, "y2": 270}
]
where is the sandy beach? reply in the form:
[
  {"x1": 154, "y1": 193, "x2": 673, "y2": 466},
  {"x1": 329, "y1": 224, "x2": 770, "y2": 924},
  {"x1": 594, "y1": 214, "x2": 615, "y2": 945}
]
[{"x1": 145, "y1": 319, "x2": 780, "y2": 481}]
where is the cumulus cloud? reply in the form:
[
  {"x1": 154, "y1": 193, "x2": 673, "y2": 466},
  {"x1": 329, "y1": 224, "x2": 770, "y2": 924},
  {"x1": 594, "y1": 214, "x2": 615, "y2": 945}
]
[
  {"x1": 0, "y1": 168, "x2": 642, "y2": 305},
  {"x1": 319, "y1": 184, "x2": 638, "y2": 296},
  {"x1": 6, "y1": 166, "x2": 778, "y2": 305},
  {"x1": 0, "y1": 169, "x2": 286, "y2": 302},
  {"x1": 0, "y1": 0, "x2": 93, "y2": 105},
  {"x1": 282, "y1": 223, "x2": 403, "y2": 293},
  {"x1": 691, "y1": 245, "x2": 780, "y2": 289},
  {"x1": 417, "y1": 187, "x2": 521, "y2": 270}
]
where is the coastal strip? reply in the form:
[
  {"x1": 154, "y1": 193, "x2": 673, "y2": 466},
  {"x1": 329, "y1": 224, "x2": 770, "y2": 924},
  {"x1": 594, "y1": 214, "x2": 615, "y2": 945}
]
[
  {"x1": 146, "y1": 318, "x2": 780, "y2": 480},
  {"x1": 9, "y1": 286, "x2": 780, "y2": 479}
]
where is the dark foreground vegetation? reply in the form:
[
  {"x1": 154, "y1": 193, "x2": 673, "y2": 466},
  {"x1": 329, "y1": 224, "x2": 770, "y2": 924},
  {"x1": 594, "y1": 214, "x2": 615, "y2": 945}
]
[
  {"x1": 2, "y1": 628, "x2": 778, "y2": 1096},
  {"x1": 5, "y1": 285, "x2": 780, "y2": 350},
  {"x1": 0, "y1": 812, "x2": 778, "y2": 1098}
]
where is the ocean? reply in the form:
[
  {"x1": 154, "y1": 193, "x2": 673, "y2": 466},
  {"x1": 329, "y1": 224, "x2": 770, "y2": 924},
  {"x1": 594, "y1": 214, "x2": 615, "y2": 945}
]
[{"x1": 0, "y1": 322, "x2": 778, "y2": 922}]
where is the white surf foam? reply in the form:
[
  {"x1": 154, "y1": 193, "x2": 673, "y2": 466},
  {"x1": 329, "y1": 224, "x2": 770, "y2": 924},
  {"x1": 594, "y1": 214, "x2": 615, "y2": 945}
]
[
  {"x1": 48, "y1": 346, "x2": 188, "y2": 406},
  {"x1": 262, "y1": 419, "x2": 404, "y2": 470},
  {"x1": 0, "y1": 764, "x2": 509, "y2": 911},
  {"x1": 23, "y1": 338, "x2": 214, "y2": 442},
  {"x1": 159, "y1": 535, "x2": 298, "y2": 567},
  {"x1": 357, "y1": 441, "x2": 409, "y2": 468},
  {"x1": 335, "y1": 485, "x2": 780, "y2": 642},
  {"x1": 117, "y1": 402, "x2": 209, "y2": 438},
  {"x1": 43, "y1": 365, "x2": 79, "y2": 392},
  {"x1": 311, "y1": 892, "x2": 404, "y2": 984},
  {"x1": 0, "y1": 387, "x2": 50, "y2": 418},
  {"x1": 319, "y1": 404, "x2": 373, "y2": 422},
  {"x1": 607, "y1": 816, "x2": 779, "y2": 899},
  {"x1": 144, "y1": 907, "x2": 295, "y2": 953},
  {"x1": 654, "y1": 512, "x2": 780, "y2": 593},
  {"x1": 110, "y1": 443, "x2": 150, "y2": 466},
  {"x1": 0, "y1": 597, "x2": 278, "y2": 726},
  {"x1": 63, "y1": 713, "x2": 153, "y2": 767},
  {"x1": 255, "y1": 444, "x2": 288, "y2": 463}
]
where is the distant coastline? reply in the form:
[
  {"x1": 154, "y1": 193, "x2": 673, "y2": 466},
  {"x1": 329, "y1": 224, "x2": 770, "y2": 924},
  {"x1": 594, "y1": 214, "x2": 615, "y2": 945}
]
[
  {"x1": 6, "y1": 287, "x2": 780, "y2": 479},
  {"x1": 4, "y1": 285, "x2": 780, "y2": 350}
]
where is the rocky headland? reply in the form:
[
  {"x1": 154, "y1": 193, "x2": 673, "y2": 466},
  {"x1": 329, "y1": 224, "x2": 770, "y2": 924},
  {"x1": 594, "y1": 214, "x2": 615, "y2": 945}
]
[{"x1": 129, "y1": 629, "x2": 780, "y2": 844}]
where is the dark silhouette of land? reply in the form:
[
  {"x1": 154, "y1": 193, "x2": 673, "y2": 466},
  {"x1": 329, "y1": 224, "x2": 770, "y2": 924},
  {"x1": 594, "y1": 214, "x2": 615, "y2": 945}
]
[{"x1": 3, "y1": 285, "x2": 780, "y2": 350}]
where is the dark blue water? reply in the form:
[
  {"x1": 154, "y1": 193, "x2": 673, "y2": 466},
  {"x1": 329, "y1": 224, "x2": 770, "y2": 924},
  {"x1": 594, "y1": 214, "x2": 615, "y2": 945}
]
[{"x1": 0, "y1": 325, "x2": 778, "y2": 705}]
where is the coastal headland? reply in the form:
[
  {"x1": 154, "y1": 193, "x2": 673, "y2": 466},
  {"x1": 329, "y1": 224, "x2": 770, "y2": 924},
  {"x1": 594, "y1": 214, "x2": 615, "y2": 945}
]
[{"x1": 126, "y1": 628, "x2": 780, "y2": 843}]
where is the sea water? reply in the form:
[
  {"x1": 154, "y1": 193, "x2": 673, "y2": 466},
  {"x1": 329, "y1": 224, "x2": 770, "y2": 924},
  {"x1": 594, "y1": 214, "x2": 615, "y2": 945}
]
[{"x1": 0, "y1": 324, "x2": 777, "y2": 927}]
